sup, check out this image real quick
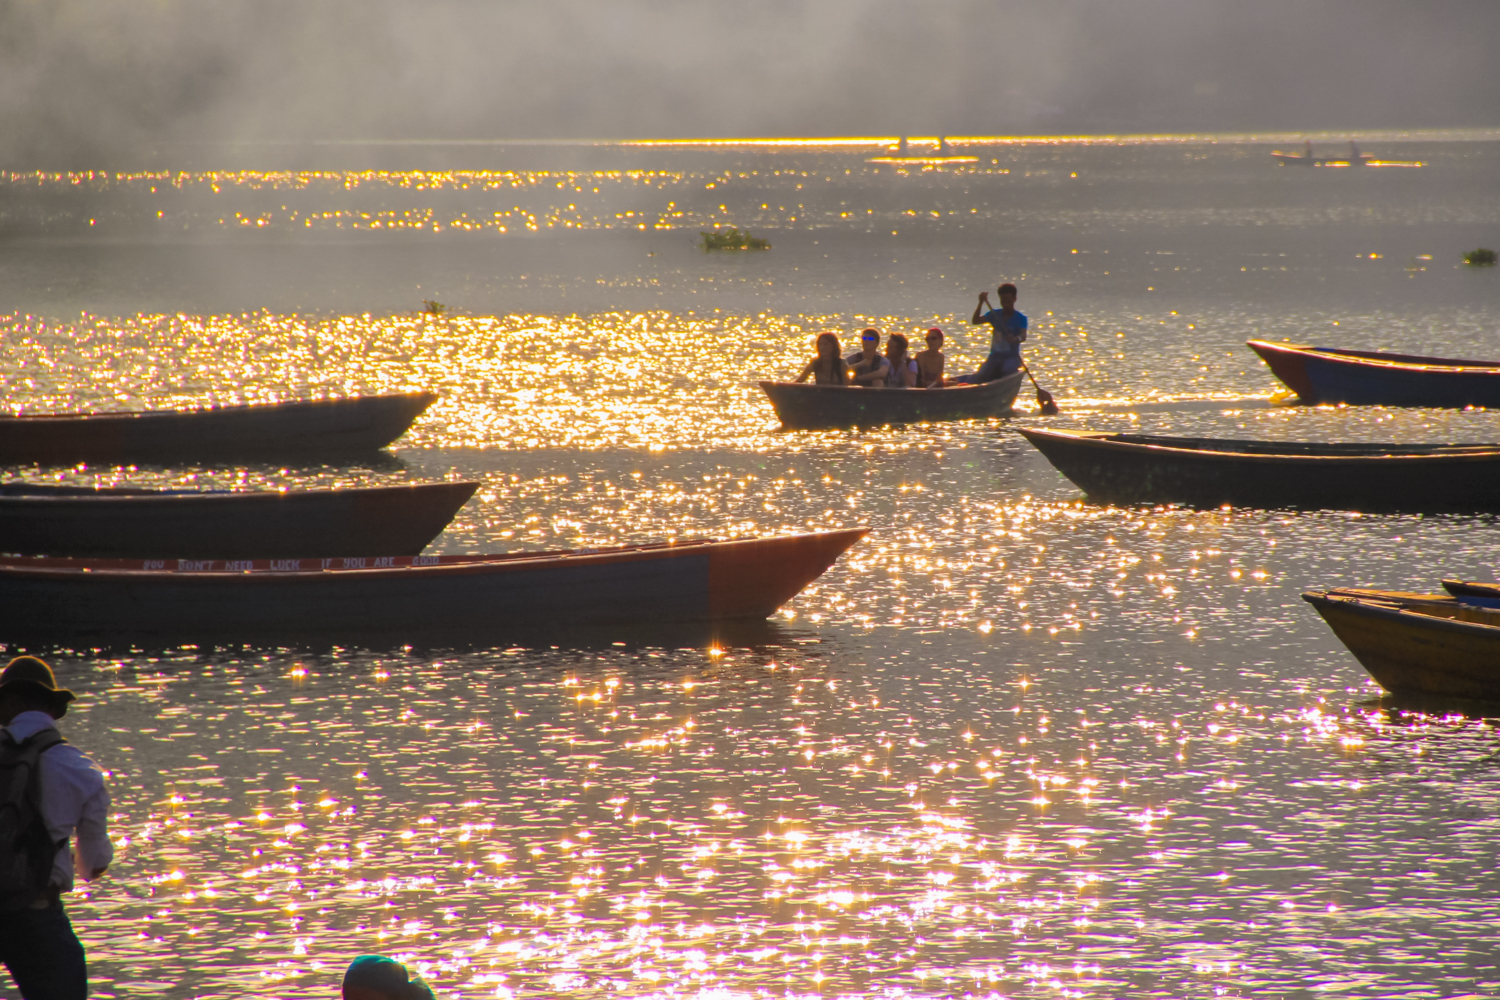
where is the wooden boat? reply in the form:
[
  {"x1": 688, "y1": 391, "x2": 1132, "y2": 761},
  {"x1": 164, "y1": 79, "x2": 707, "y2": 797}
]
[
  {"x1": 1248, "y1": 340, "x2": 1500, "y2": 408},
  {"x1": 1303, "y1": 588, "x2": 1500, "y2": 700},
  {"x1": 0, "y1": 392, "x2": 438, "y2": 464},
  {"x1": 1017, "y1": 428, "x2": 1500, "y2": 511},
  {"x1": 1440, "y1": 579, "x2": 1500, "y2": 608},
  {"x1": 0, "y1": 529, "x2": 867, "y2": 643},
  {"x1": 0, "y1": 480, "x2": 478, "y2": 559},
  {"x1": 761, "y1": 373, "x2": 1022, "y2": 430}
]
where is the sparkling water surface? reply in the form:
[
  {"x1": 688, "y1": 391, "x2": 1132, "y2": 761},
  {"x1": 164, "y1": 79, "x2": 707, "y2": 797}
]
[{"x1": 2, "y1": 137, "x2": 1500, "y2": 999}]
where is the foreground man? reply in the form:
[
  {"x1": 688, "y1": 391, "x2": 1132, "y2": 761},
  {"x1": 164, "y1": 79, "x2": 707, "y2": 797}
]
[{"x1": 0, "y1": 656, "x2": 111, "y2": 1000}]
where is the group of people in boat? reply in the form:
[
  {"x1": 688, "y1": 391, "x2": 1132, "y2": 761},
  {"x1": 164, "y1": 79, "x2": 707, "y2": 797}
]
[{"x1": 794, "y1": 282, "x2": 1028, "y2": 389}]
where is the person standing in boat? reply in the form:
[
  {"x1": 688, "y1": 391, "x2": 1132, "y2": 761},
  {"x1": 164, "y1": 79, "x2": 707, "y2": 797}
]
[
  {"x1": 951, "y1": 282, "x2": 1027, "y2": 384},
  {"x1": 845, "y1": 329, "x2": 893, "y2": 386},
  {"x1": 793, "y1": 333, "x2": 851, "y2": 385}
]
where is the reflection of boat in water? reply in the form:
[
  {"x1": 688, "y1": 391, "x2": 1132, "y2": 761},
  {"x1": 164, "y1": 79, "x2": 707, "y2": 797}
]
[
  {"x1": 868, "y1": 135, "x2": 979, "y2": 165},
  {"x1": 1271, "y1": 139, "x2": 1422, "y2": 168}
]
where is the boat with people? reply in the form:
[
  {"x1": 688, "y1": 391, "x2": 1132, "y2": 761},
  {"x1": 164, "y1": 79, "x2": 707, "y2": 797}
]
[
  {"x1": 0, "y1": 479, "x2": 478, "y2": 559},
  {"x1": 1303, "y1": 587, "x2": 1500, "y2": 700},
  {"x1": 1018, "y1": 428, "x2": 1500, "y2": 511},
  {"x1": 0, "y1": 529, "x2": 868, "y2": 643},
  {"x1": 1248, "y1": 340, "x2": 1500, "y2": 408},
  {"x1": 762, "y1": 373, "x2": 1022, "y2": 430},
  {"x1": 0, "y1": 391, "x2": 438, "y2": 464}
]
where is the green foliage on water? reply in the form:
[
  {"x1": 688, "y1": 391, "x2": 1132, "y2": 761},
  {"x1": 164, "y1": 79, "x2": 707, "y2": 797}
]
[
  {"x1": 421, "y1": 299, "x2": 446, "y2": 315},
  {"x1": 1463, "y1": 248, "x2": 1497, "y2": 267},
  {"x1": 699, "y1": 227, "x2": 770, "y2": 251}
]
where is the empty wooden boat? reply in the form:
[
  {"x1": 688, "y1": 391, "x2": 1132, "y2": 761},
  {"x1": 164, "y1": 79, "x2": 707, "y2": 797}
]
[
  {"x1": 0, "y1": 391, "x2": 438, "y2": 464},
  {"x1": 1440, "y1": 579, "x2": 1500, "y2": 608},
  {"x1": 1017, "y1": 428, "x2": 1500, "y2": 511},
  {"x1": 1303, "y1": 588, "x2": 1500, "y2": 700},
  {"x1": 760, "y1": 373, "x2": 1021, "y2": 430},
  {"x1": 0, "y1": 529, "x2": 867, "y2": 643},
  {"x1": 1248, "y1": 340, "x2": 1500, "y2": 407},
  {"x1": 0, "y1": 480, "x2": 477, "y2": 559}
]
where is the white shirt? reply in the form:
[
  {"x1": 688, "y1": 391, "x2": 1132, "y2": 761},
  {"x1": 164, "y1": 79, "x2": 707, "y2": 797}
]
[{"x1": 6, "y1": 711, "x2": 113, "y2": 891}]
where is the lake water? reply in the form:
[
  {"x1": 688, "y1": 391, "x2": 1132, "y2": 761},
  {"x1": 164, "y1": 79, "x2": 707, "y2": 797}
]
[{"x1": 3, "y1": 134, "x2": 1500, "y2": 999}]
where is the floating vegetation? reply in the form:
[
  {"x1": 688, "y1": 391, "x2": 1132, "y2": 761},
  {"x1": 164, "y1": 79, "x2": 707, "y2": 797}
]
[
  {"x1": 1462, "y1": 248, "x2": 1497, "y2": 267},
  {"x1": 699, "y1": 227, "x2": 770, "y2": 251},
  {"x1": 421, "y1": 299, "x2": 446, "y2": 315}
]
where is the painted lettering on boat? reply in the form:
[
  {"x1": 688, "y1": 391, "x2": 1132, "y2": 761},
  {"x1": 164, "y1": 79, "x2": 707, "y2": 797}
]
[
  {"x1": 414, "y1": 555, "x2": 439, "y2": 566},
  {"x1": 342, "y1": 558, "x2": 367, "y2": 569},
  {"x1": 270, "y1": 559, "x2": 301, "y2": 571},
  {"x1": 144, "y1": 560, "x2": 165, "y2": 570},
  {"x1": 225, "y1": 561, "x2": 253, "y2": 572},
  {"x1": 178, "y1": 559, "x2": 215, "y2": 571},
  {"x1": 373, "y1": 557, "x2": 396, "y2": 568}
]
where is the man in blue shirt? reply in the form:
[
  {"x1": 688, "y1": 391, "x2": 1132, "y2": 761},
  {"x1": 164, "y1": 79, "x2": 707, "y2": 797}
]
[{"x1": 951, "y1": 282, "x2": 1027, "y2": 384}]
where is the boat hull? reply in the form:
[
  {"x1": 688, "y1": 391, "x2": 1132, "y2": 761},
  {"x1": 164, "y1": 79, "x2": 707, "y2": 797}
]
[
  {"x1": 0, "y1": 481, "x2": 477, "y2": 559},
  {"x1": 0, "y1": 392, "x2": 438, "y2": 464},
  {"x1": 1304, "y1": 590, "x2": 1500, "y2": 700},
  {"x1": 0, "y1": 529, "x2": 867, "y2": 643},
  {"x1": 1248, "y1": 340, "x2": 1500, "y2": 407},
  {"x1": 1018, "y1": 428, "x2": 1500, "y2": 511},
  {"x1": 760, "y1": 374, "x2": 1021, "y2": 430}
]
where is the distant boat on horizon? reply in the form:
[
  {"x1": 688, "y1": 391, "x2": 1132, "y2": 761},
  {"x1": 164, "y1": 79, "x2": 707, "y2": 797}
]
[{"x1": 1271, "y1": 139, "x2": 1422, "y2": 168}]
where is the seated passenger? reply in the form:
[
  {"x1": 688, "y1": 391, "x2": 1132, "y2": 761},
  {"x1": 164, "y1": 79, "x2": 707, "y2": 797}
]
[
  {"x1": 794, "y1": 332, "x2": 850, "y2": 385},
  {"x1": 342, "y1": 955, "x2": 435, "y2": 1000},
  {"x1": 915, "y1": 327, "x2": 946, "y2": 387},
  {"x1": 883, "y1": 333, "x2": 918, "y2": 388},
  {"x1": 845, "y1": 328, "x2": 892, "y2": 387}
]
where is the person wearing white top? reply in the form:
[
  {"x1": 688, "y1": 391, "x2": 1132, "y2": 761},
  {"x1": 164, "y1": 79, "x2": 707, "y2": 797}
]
[{"x1": 0, "y1": 656, "x2": 112, "y2": 1000}]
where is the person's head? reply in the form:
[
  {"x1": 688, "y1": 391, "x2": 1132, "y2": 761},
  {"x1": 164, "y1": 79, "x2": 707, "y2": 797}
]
[
  {"x1": 885, "y1": 333, "x2": 909, "y2": 362},
  {"x1": 342, "y1": 956, "x2": 435, "y2": 1000},
  {"x1": 0, "y1": 656, "x2": 75, "y2": 725},
  {"x1": 859, "y1": 328, "x2": 881, "y2": 355},
  {"x1": 997, "y1": 283, "x2": 1018, "y2": 308},
  {"x1": 814, "y1": 332, "x2": 841, "y2": 362},
  {"x1": 924, "y1": 327, "x2": 944, "y2": 350}
]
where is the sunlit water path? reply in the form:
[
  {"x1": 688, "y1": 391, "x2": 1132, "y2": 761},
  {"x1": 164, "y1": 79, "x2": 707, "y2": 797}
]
[{"x1": 2, "y1": 138, "x2": 1499, "y2": 998}]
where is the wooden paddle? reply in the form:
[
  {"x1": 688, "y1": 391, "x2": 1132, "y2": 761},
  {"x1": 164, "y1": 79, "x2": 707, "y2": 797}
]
[{"x1": 1022, "y1": 362, "x2": 1060, "y2": 415}]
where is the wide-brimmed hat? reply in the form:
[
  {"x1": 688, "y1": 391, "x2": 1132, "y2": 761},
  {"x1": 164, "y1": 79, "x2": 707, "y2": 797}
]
[
  {"x1": 342, "y1": 955, "x2": 435, "y2": 1000},
  {"x1": 0, "y1": 656, "x2": 76, "y2": 718}
]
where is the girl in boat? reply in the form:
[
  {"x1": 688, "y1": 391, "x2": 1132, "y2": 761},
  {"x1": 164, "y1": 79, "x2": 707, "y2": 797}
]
[
  {"x1": 883, "y1": 333, "x2": 918, "y2": 388},
  {"x1": 794, "y1": 333, "x2": 851, "y2": 385},
  {"x1": 915, "y1": 327, "x2": 946, "y2": 387}
]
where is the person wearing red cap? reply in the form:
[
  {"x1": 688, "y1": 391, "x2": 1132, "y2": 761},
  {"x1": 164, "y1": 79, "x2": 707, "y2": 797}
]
[{"x1": 0, "y1": 656, "x2": 112, "y2": 1000}]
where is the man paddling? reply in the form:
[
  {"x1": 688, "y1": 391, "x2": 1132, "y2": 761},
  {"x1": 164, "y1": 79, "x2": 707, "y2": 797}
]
[{"x1": 951, "y1": 282, "x2": 1027, "y2": 384}]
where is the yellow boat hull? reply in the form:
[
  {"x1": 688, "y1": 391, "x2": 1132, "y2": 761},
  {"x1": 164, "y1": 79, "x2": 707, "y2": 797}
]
[{"x1": 1304, "y1": 590, "x2": 1500, "y2": 700}]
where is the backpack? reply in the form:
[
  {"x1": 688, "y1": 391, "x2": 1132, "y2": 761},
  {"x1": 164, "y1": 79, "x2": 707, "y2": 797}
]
[{"x1": 0, "y1": 729, "x2": 66, "y2": 905}]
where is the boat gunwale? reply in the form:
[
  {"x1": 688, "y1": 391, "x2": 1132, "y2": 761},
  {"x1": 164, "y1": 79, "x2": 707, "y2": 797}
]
[
  {"x1": 0, "y1": 528, "x2": 871, "y2": 581},
  {"x1": 0, "y1": 480, "x2": 479, "y2": 504},
  {"x1": 0, "y1": 390, "x2": 440, "y2": 423},
  {"x1": 1248, "y1": 340, "x2": 1500, "y2": 374},
  {"x1": 1304, "y1": 589, "x2": 1500, "y2": 638},
  {"x1": 1017, "y1": 427, "x2": 1500, "y2": 463}
]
